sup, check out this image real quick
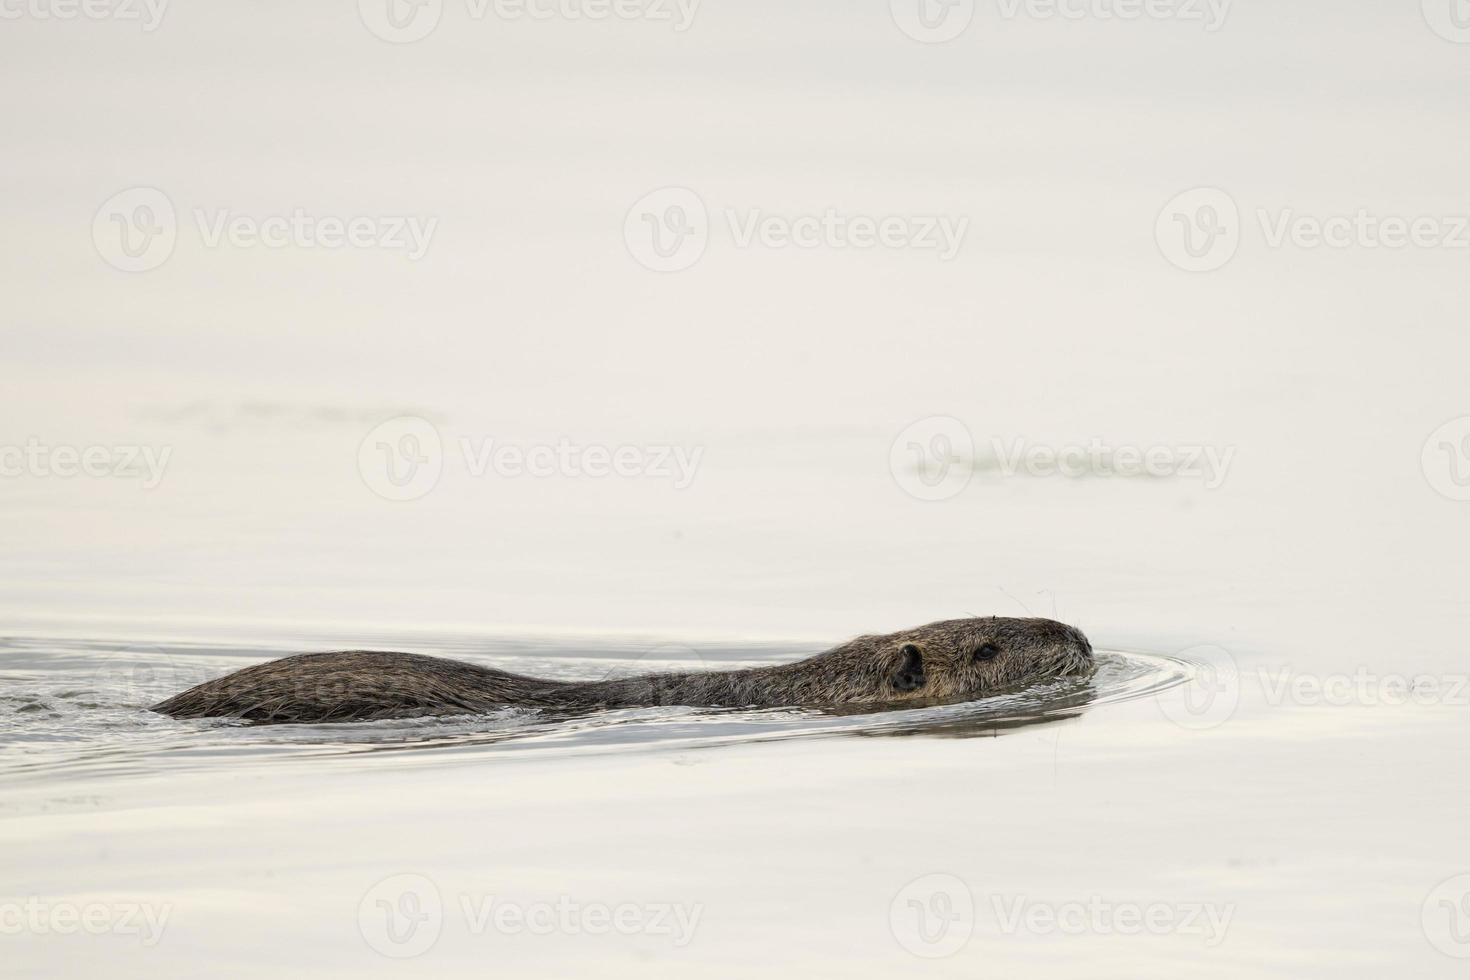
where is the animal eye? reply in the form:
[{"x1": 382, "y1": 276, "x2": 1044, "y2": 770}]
[{"x1": 974, "y1": 643, "x2": 1000, "y2": 661}]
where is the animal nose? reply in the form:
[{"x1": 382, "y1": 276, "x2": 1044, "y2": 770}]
[{"x1": 1070, "y1": 628, "x2": 1093, "y2": 658}]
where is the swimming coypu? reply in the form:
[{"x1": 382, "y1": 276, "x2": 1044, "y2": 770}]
[{"x1": 152, "y1": 616, "x2": 1094, "y2": 724}]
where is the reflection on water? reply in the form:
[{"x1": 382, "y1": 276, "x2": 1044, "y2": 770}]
[{"x1": 0, "y1": 630, "x2": 1191, "y2": 782}]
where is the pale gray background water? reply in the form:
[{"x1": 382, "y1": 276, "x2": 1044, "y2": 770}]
[{"x1": 3, "y1": 1, "x2": 1470, "y2": 976}]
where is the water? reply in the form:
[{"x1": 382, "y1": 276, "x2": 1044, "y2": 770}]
[
  {"x1": 5, "y1": 0, "x2": 1470, "y2": 975},
  {"x1": 2, "y1": 622, "x2": 1465, "y2": 977},
  {"x1": 0, "y1": 632, "x2": 1188, "y2": 781}
]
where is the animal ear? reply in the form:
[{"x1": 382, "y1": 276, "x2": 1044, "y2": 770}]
[{"x1": 892, "y1": 643, "x2": 926, "y2": 692}]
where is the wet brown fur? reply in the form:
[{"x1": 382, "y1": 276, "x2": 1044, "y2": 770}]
[{"x1": 152, "y1": 616, "x2": 1093, "y2": 724}]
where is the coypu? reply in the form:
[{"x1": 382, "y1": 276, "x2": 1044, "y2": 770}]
[{"x1": 152, "y1": 616, "x2": 1094, "y2": 724}]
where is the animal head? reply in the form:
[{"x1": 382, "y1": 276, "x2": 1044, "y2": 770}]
[{"x1": 828, "y1": 616, "x2": 1094, "y2": 705}]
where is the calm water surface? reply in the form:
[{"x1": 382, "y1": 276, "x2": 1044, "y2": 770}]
[{"x1": 5, "y1": 1, "x2": 1470, "y2": 976}]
